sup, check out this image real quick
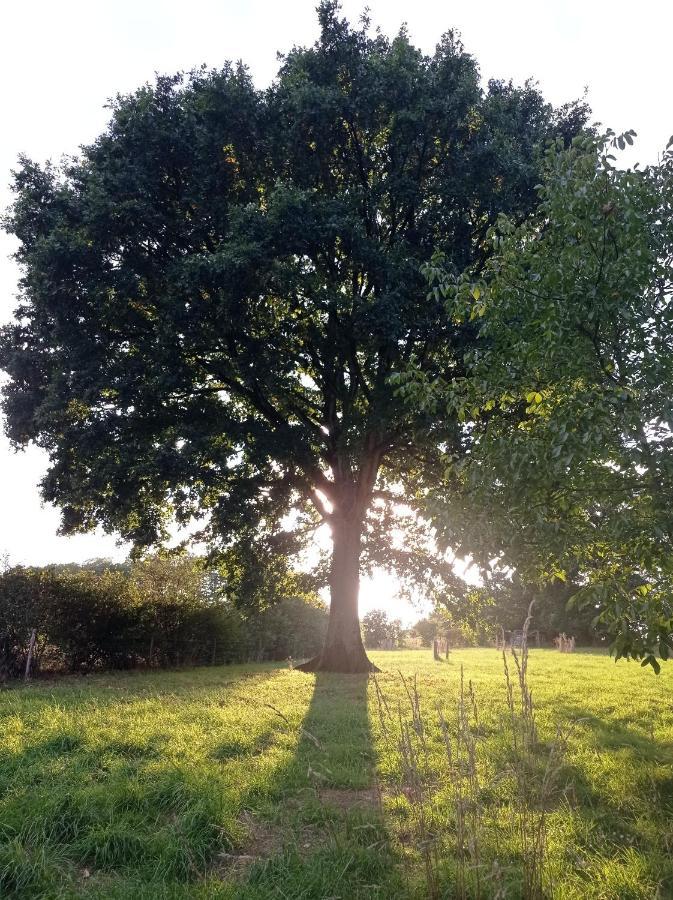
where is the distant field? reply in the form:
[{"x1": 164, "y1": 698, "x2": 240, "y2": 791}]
[{"x1": 1, "y1": 649, "x2": 672, "y2": 898}]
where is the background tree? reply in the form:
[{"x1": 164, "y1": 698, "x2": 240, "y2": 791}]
[
  {"x1": 410, "y1": 616, "x2": 437, "y2": 647},
  {"x1": 0, "y1": 2, "x2": 588, "y2": 671},
  {"x1": 406, "y1": 132, "x2": 673, "y2": 669},
  {"x1": 459, "y1": 573, "x2": 605, "y2": 646},
  {"x1": 361, "y1": 608, "x2": 403, "y2": 648}
]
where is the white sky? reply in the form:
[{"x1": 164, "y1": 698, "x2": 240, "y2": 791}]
[{"x1": 1, "y1": 0, "x2": 671, "y2": 622}]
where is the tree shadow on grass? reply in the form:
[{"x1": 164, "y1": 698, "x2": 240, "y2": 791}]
[
  {"x1": 224, "y1": 672, "x2": 405, "y2": 900},
  {"x1": 531, "y1": 702, "x2": 673, "y2": 887},
  {"x1": 0, "y1": 666, "x2": 406, "y2": 899},
  {"x1": 553, "y1": 704, "x2": 673, "y2": 762}
]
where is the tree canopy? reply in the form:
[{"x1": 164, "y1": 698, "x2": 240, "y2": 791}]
[
  {"x1": 405, "y1": 132, "x2": 673, "y2": 669},
  {"x1": 361, "y1": 608, "x2": 403, "y2": 648},
  {"x1": 0, "y1": 2, "x2": 588, "y2": 670}
]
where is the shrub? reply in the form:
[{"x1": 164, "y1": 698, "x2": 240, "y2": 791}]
[{"x1": 0, "y1": 556, "x2": 327, "y2": 678}]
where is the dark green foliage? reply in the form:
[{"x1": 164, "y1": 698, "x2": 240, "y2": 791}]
[
  {"x1": 361, "y1": 608, "x2": 403, "y2": 648},
  {"x1": 0, "y1": 558, "x2": 327, "y2": 678},
  {"x1": 413, "y1": 574, "x2": 605, "y2": 647},
  {"x1": 405, "y1": 132, "x2": 673, "y2": 667},
  {"x1": 464, "y1": 574, "x2": 608, "y2": 645},
  {"x1": 0, "y1": 3, "x2": 588, "y2": 606},
  {"x1": 410, "y1": 616, "x2": 437, "y2": 647},
  {"x1": 0, "y1": 566, "x2": 47, "y2": 678},
  {"x1": 240, "y1": 595, "x2": 329, "y2": 662}
]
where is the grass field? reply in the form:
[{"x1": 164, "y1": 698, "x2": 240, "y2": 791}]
[{"x1": 1, "y1": 649, "x2": 673, "y2": 899}]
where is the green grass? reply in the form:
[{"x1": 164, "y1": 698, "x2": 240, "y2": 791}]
[{"x1": 1, "y1": 650, "x2": 672, "y2": 898}]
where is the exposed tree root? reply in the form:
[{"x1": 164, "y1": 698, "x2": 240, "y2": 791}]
[{"x1": 295, "y1": 652, "x2": 380, "y2": 674}]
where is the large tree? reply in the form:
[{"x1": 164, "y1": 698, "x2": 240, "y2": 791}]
[{"x1": 0, "y1": 3, "x2": 587, "y2": 671}]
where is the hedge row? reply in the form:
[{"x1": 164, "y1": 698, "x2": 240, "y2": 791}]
[{"x1": 0, "y1": 557, "x2": 328, "y2": 679}]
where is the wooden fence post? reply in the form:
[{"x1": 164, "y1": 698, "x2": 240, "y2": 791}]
[{"x1": 24, "y1": 629, "x2": 37, "y2": 681}]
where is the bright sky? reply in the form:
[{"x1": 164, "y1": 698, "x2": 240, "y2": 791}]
[{"x1": 1, "y1": 0, "x2": 671, "y2": 622}]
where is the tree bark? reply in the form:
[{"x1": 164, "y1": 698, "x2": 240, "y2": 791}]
[{"x1": 297, "y1": 514, "x2": 378, "y2": 673}]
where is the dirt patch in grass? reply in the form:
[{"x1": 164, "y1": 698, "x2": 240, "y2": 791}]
[
  {"x1": 319, "y1": 786, "x2": 381, "y2": 810},
  {"x1": 213, "y1": 810, "x2": 283, "y2": 878},
  {"x1": 213, "y1": 790, "x2": 381, "y2": 882},
  {"x1": 292, "y1": 823, "x2": 334, "y2": 857},
  {"x1": 240, "y1": 810, "x2": 283, "y2": 857}
]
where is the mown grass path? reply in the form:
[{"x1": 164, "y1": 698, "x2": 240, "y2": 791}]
[{"x1": 1, "y1": 650, "x2": 672, "y2": 898}]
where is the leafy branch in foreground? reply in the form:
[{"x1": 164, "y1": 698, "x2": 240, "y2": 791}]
[{"x1": 402, "y1": 131, "x2": 673, "y2": 669}]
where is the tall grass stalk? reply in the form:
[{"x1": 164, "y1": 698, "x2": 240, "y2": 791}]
[
  {"x1": 376, "y1": 605, "x2": 573, "y2": 899},
  {"x1": 375, "y1": 669, "x2": 483, "y2": 899},
  {"x1": 437, "y1": 665, "x2": 483, "y2": 899},
  {"x1": 504, "y1": 601, "x2": 571, "y2": 899},
  {"x1": 394, "y1": 673, "x2": 440, "y2": 898}
]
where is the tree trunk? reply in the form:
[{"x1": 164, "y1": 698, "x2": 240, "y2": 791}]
[{"x1": 297, "y1": 514, "x2": 378, "y2": 673}]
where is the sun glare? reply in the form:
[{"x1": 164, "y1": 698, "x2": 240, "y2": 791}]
[{"x1": 358, "y1": 569, "x2": 429, "y2": 626}]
